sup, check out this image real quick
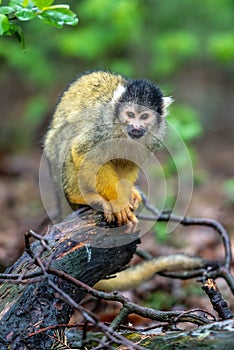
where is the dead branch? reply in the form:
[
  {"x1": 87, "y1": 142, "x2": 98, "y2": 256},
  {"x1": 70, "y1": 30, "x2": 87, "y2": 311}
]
[
  {"x1": 0, "y1": 208, "x2": 140, "y2": 349},
  {"x1": 0, "y1": 198, "x2": 234, "y2": 349},
  {"x1": 202, "y1": 279, "x2": 233, "y2": 320}
]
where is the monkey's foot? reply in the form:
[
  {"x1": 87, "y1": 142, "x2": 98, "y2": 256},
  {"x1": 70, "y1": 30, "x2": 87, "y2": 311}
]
[
  {"x1": 102, "y1": 201, "x2": 115, "y2": 223},
  {"x1": 104, "y1": 204, "x2": 138, "y2": 233},
  {"x1": 131, "y1": 188, "x2": 142, "y2": 210},
  {"x1": 116, "y1": 207, "x2": 138, "y2": 234}
]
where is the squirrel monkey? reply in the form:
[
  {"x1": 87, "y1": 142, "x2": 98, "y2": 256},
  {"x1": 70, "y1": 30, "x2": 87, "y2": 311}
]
[{"x1": 44, "y1": 71, "x2": 172, "y2": 231}]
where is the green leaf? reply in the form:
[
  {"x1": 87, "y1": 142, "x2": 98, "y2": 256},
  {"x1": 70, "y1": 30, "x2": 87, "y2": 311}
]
[
  {"x1": 32, "y1": 0, "x2": 54, "y2": 10},
  {"x1": 0, "y1": 14, "x2": 9, "y2": 35},
  {"x1": 42, "y1": 4, "x2": 69, "y2": 10},
  {"x1": 16, "y1": 8, "x2": 36, "y2": 21},
  {"x1": 38, "y1": 7, "x2": 78, "y2": 28},
  {"x1": 0, "y1": 6, "x2": 15, "y2": 15},
  {"x1": 7, "y1": 22, "x2": 25, "y2": 47}
]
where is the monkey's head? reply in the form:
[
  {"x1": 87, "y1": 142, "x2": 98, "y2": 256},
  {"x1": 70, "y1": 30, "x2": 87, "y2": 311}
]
[{"x1": 114, "y1": 79, "x2": 172, "y2": 149}]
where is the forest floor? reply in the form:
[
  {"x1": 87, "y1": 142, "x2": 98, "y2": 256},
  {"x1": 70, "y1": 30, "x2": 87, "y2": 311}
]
[{"x1": 0, "y1": 135, "x2": 233, "y2": 328}]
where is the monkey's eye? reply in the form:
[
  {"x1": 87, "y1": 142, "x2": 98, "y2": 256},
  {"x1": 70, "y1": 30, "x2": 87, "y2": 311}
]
[
  {"x1": 140, "y1": 113, "x2": 149, "y2": 120},
  {"x1": 126, "y1": 111, "x2": 135, "y2": 118}
]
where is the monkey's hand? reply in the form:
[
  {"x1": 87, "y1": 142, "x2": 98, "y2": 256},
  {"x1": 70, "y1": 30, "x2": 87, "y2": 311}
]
[
  {"x1": 103, "y1": 184, "x2": 141, "y2": 233},
  {"x1": 88, "y1": 163, "x2": 141, "y2": 233},
  {"x1": 110, "y1": 188, "x2": 141, "y2": 233},
  {"x1": 104, "y1": 203, "x2": 138, "y2": 234},
  {"x1": 130, "y1": 188, "x2": 142, "y2": 210}
]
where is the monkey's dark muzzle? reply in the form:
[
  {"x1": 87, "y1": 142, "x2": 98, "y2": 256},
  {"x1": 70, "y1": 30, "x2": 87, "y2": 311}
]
[{"x1": 127, "y1": 125, "x2": 146, "y2": 139}]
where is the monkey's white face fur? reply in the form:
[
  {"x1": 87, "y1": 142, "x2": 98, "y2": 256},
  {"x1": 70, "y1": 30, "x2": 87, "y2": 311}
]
[
  {"x1": 114, "y1": 99, "x2": 172, "y2": 145},
  {"x1": 117, "y1": 103, "x2": 158, "y2": 139},
  {"x1": 119, "y1": 104, "x2": 156, "y2": 124}
]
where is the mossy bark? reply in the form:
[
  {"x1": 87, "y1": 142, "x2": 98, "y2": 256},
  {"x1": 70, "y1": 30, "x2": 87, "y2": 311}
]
[{"x1": 136, "y1": 319, "x2": 234, "y2": 350}]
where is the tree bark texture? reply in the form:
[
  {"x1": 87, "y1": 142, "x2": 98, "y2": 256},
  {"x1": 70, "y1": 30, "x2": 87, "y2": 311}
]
[
  {"x1": 0, "y1": 209, "x2": 140, "y2": 349},
  {"x1": 133, "y1": 319, "x2": 234, "y2": 350}
]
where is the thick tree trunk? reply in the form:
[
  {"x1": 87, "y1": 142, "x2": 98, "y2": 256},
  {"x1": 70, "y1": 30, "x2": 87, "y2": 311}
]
[{"x1": 0, "y1": 208, "x2": 140, "y2": 349}]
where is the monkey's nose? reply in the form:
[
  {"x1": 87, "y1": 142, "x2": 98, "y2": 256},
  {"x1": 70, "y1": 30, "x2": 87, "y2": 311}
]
[{"x1": 127, "y1": 125, "x2": 146, "y2": 139}]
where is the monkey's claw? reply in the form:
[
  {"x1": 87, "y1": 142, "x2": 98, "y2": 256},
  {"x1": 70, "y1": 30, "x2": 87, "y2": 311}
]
[
  {"x1": 103, "y1": 205, "x2": 138, "y2": 233},
  {"x1": 104, "y1": 212, "x2": 115, "y2": 223},
  {"x1": 114, "y1": 205, "x2": 138, "y2": 233},
  {"x1": 130, "y1": 188, "x2": 142, "y2": 210}
]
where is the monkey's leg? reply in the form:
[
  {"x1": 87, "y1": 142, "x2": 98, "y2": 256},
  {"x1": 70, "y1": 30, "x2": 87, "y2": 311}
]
[
  {"x1": 69, "y1": 153, "x2": 138, "y2": 231},
  {"x1": 95, "y1": 164, "x2": 138, "y2": 231}
]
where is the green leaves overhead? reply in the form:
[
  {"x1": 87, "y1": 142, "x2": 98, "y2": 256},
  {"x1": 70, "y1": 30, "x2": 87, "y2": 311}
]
[
  {"x1": 0, "y1": 14, "x2": 9, "y2": 35},
  {"x1": 0, "y1": 0, "x2": 78, "y2": 43},
  {"x1": 15, "y1": 7, "x2": 36, "y2": 21},
  {"x1": 33, "y1": 0, "x2": 54, "y2": 9},
  {"x1": 37, "y1": 7, "x2": 78, "y2": 28}
]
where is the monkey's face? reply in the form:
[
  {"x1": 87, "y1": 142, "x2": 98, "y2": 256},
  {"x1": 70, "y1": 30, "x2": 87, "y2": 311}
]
[{"x1": 116, "y1": 103, "x2": 160, "y2": 140}]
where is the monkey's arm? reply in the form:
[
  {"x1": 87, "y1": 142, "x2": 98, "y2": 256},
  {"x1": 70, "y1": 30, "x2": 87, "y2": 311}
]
[
  {"x1": 95, "y1": 162, "x2": 139, "y2": 226},
  {"x1": 94, "y1": 254, "x2": 206, "y2": 291},
  {"x1": 66, "y1": 144, "x2": 139, "y2": 230}
]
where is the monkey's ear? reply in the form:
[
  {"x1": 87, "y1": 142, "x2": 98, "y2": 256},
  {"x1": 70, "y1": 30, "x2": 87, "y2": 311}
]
[
  {"x1": 112, "y1": 84, "x2": 126, "y2": 103},
  {"x1": 162, "y1": 96, "x2": 173, "y2": 117}
]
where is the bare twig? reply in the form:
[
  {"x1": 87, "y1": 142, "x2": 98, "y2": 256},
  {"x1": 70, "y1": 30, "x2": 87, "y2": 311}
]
[
  {"x1": 202, "y1": 279, "x2": 233, "y2": 320},
  {"x1": 45, "y1": 281, "x2": 146, "y2": 350},
  {"x1": 48, "y1": 267, "x2": 210, "y2": 326},
  {"x1": 139, "y1": 193, "x2": 234, "y2": 293}
]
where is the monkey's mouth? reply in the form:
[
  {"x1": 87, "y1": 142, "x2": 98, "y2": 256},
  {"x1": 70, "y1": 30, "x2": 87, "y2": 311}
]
[{"x1": 127, "y1": 125, "x2": 146, "y2": 139}]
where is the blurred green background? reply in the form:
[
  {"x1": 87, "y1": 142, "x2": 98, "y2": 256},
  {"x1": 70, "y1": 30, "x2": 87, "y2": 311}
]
[{"x1": 0, "y1": 0, "x2": 233, "y2": 154}]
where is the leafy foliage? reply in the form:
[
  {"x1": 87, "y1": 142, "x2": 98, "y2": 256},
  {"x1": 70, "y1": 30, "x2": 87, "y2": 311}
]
[{"x1": 0, "y1": 0, "x2": 78, "y2": 45}]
